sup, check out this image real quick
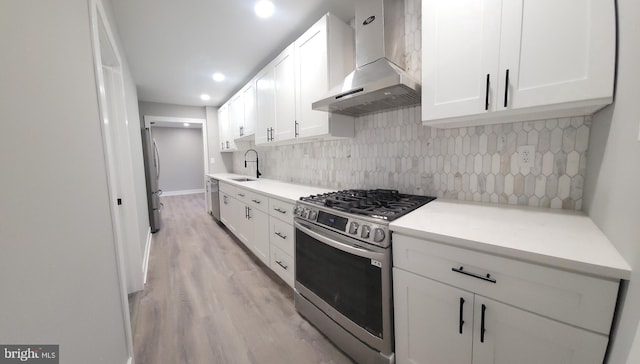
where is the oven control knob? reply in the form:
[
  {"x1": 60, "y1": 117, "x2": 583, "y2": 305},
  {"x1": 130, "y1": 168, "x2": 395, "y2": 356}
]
[
  {"x1": 373, "y1": 228, "x2": 386, "y2": 243},
  {"x1": 348, "y1": 222, "x2": 359, "y2": 234},
  {"x1": 308, "y1": 210, "x2": 317, "y2": 220},
  {"x1": 302, "y1": 209, "x2": 309, "y2": 219},
  {"x1": 360, "y1": 225, "x2": 371, "y2": 239}
]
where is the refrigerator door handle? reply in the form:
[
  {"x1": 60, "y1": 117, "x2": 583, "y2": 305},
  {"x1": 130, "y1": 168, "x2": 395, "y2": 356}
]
[{"x1": 153, "y1": 138, "x2": 160, "y2": 179}]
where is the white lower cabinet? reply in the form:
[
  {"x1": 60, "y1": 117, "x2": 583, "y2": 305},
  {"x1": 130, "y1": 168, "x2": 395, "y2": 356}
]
[
  {"x1": 219, "y1": 182, "x2": 269, "y2": 266},
  {"x1": 247, "y1": 207, "x2": 269, "y2": 265},
  {"x1": 393, "y1": 234, "x2": 617, "y2": 364},
  {"x1": 394, "y1": 268, "x2": 473, "y2": 364},
  {"x1": 219, "y1": 182, "x2": 299, "y2": 286},
  {"x1": 394, "y1": 269, "x2": 608, "y2": 364},
  {"x1": 268, "y1": 197, "x2": 296, "y2": 288}
]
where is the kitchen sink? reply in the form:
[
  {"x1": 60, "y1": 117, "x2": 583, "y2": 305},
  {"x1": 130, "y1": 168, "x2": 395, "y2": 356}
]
[{"x1": 230, "y1": 177, "x2": 255, "y2": 182}]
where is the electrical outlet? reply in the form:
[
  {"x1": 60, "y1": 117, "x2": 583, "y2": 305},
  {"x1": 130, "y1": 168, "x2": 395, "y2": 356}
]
[{"x1": 518, "y1": 145, "x2": 535, "y2": 170}]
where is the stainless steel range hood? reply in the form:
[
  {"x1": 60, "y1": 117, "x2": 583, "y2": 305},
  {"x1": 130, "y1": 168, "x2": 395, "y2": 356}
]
[{"x1": 312, "y1": 0, "x2": 420, "y2": 117}]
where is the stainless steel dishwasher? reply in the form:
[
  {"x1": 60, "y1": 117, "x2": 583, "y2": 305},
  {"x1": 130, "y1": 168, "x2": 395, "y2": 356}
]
[{"x1": 208, "y1": 177, "x2": 220, "y2": 221}]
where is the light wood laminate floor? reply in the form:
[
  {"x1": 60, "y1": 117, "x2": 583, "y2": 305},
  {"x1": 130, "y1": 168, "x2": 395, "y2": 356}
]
[{"x1": 131, "y1": 194, "x2": 354, "y2": 364}]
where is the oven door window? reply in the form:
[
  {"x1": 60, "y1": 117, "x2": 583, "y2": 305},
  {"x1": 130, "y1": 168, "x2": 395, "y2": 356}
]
[{"x1": 296, "y1": 228, "x2": 383, "y2": 338}]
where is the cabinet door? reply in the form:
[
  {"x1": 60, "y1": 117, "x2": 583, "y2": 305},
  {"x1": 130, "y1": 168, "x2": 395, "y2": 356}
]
[
  {"x1": 255, "y1": 66, "x2": 275, "y2": 145},
  {"x1": 498, "y1": 0, "x2": 615, "y2": 110},
  {"x1": 421, "y1": 0, "x2": 502, "y2": 121},
  {"x1": 273, "y1": 45, "x2": 296, "y2": 142},
  {"x1": 234, "y1": 203, "x2": 252, "y2": 246},
  {"x1": 218, "y1": 104, "x2": 228, "y2": 150},
  {"x1": 295, "y1": 16, "x2": 328, "y2": 138},
  {"x1": 242, "y1": 81, "x2": 256, "y2": 137},
  {"x1": 249, "y1": 208, "x2": 269, "y2": 266},
  {"x1": 230, "y1": 93, "x2": 244, "y2": 140},
  {"x1": 394, "y1": 268, "x2": 474, "y2": 364},
  {"x1": 472, "y1": 296, "x2": 609, "y2": 364},
  {"x1": 219, "y1": 193, "x2": 235, "y2": 232}
]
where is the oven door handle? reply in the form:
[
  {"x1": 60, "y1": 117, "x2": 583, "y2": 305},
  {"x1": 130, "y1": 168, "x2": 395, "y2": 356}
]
[{"x1": 295, "y1": 221, "x2": 379, "y2": 257}]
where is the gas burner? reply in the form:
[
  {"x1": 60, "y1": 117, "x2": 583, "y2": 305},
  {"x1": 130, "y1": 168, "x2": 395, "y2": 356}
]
[{"x1": 300, "y1": 189, "x2": 435, "y2": 221}]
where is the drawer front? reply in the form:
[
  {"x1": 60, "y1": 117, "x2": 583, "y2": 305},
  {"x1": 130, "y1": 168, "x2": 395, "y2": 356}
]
[
  {"x1": 269, "y1": 198, "x2": 295, "y2": 224},
  {"x1": 392, "y1": 234, "x2": 619, "y2": 335},
  {"x1": 232, "y1": 186, "x2": 249, "y2": 202},
  {"x1": 219, "y1": 181, "x2": 234, "y2": 195},
  {"x1": 246, "y1": 190, "x2": 268, "y2": 213},
  {"x1": 270, "y1": 245, "x2": 294, "y2": 288},
  {"x1": 270, "y1": 217, "x2": 294, "y2": 256}
]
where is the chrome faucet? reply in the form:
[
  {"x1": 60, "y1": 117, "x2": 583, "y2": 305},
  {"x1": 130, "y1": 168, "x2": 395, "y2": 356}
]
[{"x1": 244, "y1": 149, "x2": 262, "y2": 179}]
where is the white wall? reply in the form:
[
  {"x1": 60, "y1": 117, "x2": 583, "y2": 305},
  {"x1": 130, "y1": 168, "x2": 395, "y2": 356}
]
[
  {"x1": 0, "y1": 0, "x2": 129, "y2": 363},
  {"x1": 152, "y1": 127, "x2": 205, "y2": 193},
  {"x1": 583, "y1": 0, "x2": 640, "y2": 363}
]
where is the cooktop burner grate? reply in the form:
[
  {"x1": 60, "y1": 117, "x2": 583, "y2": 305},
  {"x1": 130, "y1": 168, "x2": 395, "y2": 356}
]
[{"x1": 300, "y1": 189, "x2": 435, "y2": 221}]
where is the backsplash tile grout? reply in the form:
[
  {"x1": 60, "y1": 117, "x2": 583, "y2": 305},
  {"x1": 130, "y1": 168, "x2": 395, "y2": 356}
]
[{"x1": 232, "y1": 107, "x2": 590, "y2": 211}]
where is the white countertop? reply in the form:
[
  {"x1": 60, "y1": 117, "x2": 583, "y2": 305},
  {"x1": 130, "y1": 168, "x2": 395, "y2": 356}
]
[
  {"x1": 208, "y1": 173, "x2": 334, "y2": 202},
  {"x1": 390, "y1": 199, "x2": 631, "y2": 280}
]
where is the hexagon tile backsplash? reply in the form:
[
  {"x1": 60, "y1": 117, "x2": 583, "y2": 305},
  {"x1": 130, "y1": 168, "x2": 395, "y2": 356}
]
[{"x1": 232, "y1": 106, "x2": 590, "y2": 211}]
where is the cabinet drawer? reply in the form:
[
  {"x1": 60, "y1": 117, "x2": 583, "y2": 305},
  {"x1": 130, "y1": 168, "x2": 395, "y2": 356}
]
[
  {"x1": 269, "y1": 197, "x2": 295, "y2": 224},
  {"x1": 246, "y1": 190, "x2": 268, "y2": 213},
  {"x1": 270, "y1": 245, "x2": 294, "y2": 288},
  {"x1": 270, "y1": 217, "x2": 294, "y2": 256},
  {"x1": 220, "y1": 182, "x2": 247, "y2": 202},
  {"x1": 219, "y1": 181, "x2": 234, "y2": 194},
  {"x1": 392, "y1": 234, "x2": 619, "y2": 335}
]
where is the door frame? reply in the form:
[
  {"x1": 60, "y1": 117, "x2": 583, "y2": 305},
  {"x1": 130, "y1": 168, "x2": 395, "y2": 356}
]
[{"x1": 89, "y1": 0, "x2": 135, "y2": 362}]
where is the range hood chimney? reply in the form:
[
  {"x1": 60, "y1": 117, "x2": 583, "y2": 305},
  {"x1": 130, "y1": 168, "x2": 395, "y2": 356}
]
[{"x1": 312, "y1": 0, "x2": 420, "y2": 117}]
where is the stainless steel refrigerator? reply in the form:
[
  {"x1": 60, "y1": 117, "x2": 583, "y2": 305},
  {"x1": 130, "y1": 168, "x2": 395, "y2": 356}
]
[{"x1": 142, "y1": 120, "x2": 162, "y2": 233}]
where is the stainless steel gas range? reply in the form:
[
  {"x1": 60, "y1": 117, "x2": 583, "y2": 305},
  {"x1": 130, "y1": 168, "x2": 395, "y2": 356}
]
[{"x1": 293, "y1": 189, "x2": 435, "y2": 364}]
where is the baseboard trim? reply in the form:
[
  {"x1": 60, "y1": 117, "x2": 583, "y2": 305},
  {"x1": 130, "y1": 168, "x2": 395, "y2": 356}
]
[
  {"x1": 162, "y1": 189, "x2": 205, "y2": 196},
  {"x1": 143, "y1": 228, "x2": 152, "y2": 285}
]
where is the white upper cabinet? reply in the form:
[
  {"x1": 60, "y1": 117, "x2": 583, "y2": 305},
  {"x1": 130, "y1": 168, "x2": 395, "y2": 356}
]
[
  {"x1": 218, "y1": 103, "x2": 236, "y2": 152},
  {"x1": 229, "y1": 92, "x2": 244, "y2": 140},
  {"x1": 421, "y1": 0, "x2": 502, "y2": 121},
  {"x1": 251, "y1": 13, "x2": 356, "y2": 145},
  {"x1": 242, "y1": 81, "x2": 256, "y2": 137},
  {"x1": 422, "y1": 0, "x2": 616, "y2": 128},
  {"x1": 273, "y1": 45, "x2": 297, "y2": 142},
  {"x1": 294, "y1": 14, "x2": 355, "y2": 140},
  {"x1": 255, "y1": 65, "x2": 275, "y2": 145},
  {"x1": 229, "y1": 81, "x2": 256, "y2": 141}
]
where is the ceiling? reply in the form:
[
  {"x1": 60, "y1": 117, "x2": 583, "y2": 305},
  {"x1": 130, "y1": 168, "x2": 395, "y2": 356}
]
[{"x1": 109, "y1": 0, "x2": 357, "y2": 108}]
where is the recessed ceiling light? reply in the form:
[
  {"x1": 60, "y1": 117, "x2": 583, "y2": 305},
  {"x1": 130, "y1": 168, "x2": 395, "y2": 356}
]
[
  {"x1": 254, "y1": 0, "x2": 275, "y2": 18},
  {"x1": 200, "y1": 94, "x2": 210, "y2": 101},
  {"x1": 184, "y1": 123, "x2": 190, "y2": 127},
  {"x1": 212, "y1": 72, "x2": 225, "y2": 82}
]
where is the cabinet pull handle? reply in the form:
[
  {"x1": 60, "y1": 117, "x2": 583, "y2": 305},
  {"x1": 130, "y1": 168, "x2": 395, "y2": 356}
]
[
  {"x1": 459, "y1": 297, "x2": 465, "y2": 334},
  {"x1": 273, "y1": 208, "x2": 287, "y2": 214},
  {"x1": 481, "y1": 304, "x2": 487, "y2": 343},
  {"x1": 247, "y1": 207, "x2": 251, "y2": 220},
  {"x1": 223, "y1": 196, "x2": 228, "y2": 204},
  {"x1": 295, "y1": 120, "x2": 299, "y2": 137},
  {"x1": 238, "y1": 193, "x2": 245, "y2": 197},
  {"x1": 245, "y1": 206, "x2": 248, "y2": 219},
  {"x1": 452, "y1": 266, "x2": 496, "y2": 283},
  {"x1": 485, "y1": 74, "x2": 490, "y2": 111},
  {"x1": 275, "y1": 232, "x2": 287, "y2": 240},
  {"x1": 275, "y1": 260, "x2": 288, "y2": 270},
  {"x1": 504, "y1": 69, "x2": 510, "y2": 107},
  {"x1": 251, "y1": 199, "x2": 261, "y2": 204}
]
